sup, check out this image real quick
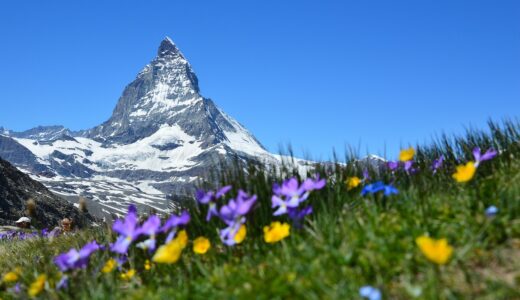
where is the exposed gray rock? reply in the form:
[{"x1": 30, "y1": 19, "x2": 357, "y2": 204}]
[{"x1": 0, "y1": 157, "x2": 94, "y2": 228}]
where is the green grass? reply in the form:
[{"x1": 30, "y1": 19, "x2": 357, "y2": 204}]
[{"x1": 1, "y1": 120, "x2": 520, "y2": 299}]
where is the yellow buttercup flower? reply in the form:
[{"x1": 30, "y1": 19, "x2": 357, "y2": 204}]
[
  {"x1": 452, "y1": 161, "x2": 476, "y2": 183},
  {"x1": 2, "y1": 271, "x2": 18, "y2": 283},
  {"x1": 176, "y1": 230, "x2": 189, "y2": 249},
  {"x1": 345, "y1": 176, "x2": 361, "y2": 191},
  {"x1": 120, "y1": 269, "x2": 136, "y2": 281},
  {"x1": 264, "y1": 221, "x2": 291, "y2": 243},
  {"x1": 28, "y1": 274, "x2": 46, "y2": 297},
  {"x1": 144, "y1": 260, "x2": 152, "y2": 271},
  {"x1": 193, "y1": 237, "x2": 211, "y2": 254},
  {"x1": 399, "y1": 147, "x2": 415, "y2": 162},
  {"x1": 101, "y1": 258, "x2": 117, "y2": 273},
  {"x1": 234, "y1": 224, "x2": 247, "y2": 244},
  {"x1": 416, "y1": 236, "x2": 453, "y2": 265},
  {"x1": 152, "y1": 232, "x2": 187, "y2": 264}
]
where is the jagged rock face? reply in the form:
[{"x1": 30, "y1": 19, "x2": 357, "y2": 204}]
[
  {"x1": 0, "y1": 37, "x2": 296, "y2": 217},
  {"x1": 0, "y1": 157, "x2": 93, "y2": 228},
  {"x1": 9, "y1": 126, "x2": 72, "y2": 141},
  {"x1": 0, "y1": 135, "x2": 50, "y2": 175},
  {"x1": 86, "y1": 38, "x2": 237, "y2": 147}
]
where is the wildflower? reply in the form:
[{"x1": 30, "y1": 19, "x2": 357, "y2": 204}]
[
  {"x1": 219, "y1": 222, "x2": 243, "y2": 246},
  {"x1": 2, "y1": 271, "x2": 18, "y2": 283},
  {"x1": 346, "y1": 176, "x2": 361, "y2": 191},
  {"x1": 152, "y1": 235, "x2": 185, "y2": 264},
  {"x1": 219, "y1": 190, "x2": 257, "y2": 225},
  {"x1": 28, "y1": 274, "x2": 46, "y2": 297},
  {"x1": 359, "y1": 286, "x2": 382, "y2": 300},
  {"x1": 101, "y1": 258, "x2": 117, "y2": 273},
  {"x1": 432, "y1": 155, "x2": 445, "y2": 173},
  {"x1": 196, "y1": 186, "x2": 232, "y2": 221},
  {"x1": 144, "y1": 260, "x2": 151, "y2": 271},
  {"x1": 193, "y1": 237, "x2": 211, "y2": 254},
  {"x1": 473, "y1": 147, "x2": 497, "y2": 167},
  {"x1": 218, "y1": 190, "x2": 256, "y2": 246},
  {"x1": 8, "y1": 283, "x2": 21, "y2": 294},
  {"x1": 361, "y1": 181, "x2": 398, "y2": 196},
  {"x1": 54, "y1": 241, "x2": 101, "y2": 272},
  {"x1": 362, "y1": 169, "x2": 370, "y2": 181},
  {"x1": 264, "y1": 222, "x2": 290, "y2": 243},
  {"x1": 176, "y1": 230, "x2": 189, "y2": 248},
  {"x1": 111, "y1": 205, "x2": 141, "y2": 254},
  {"x1": 485, "y1": 205, "x2": 498, "y2": 217},
  {"x1": 161, "y1": 211, "x2": 190, "y2": 243},
  {"x1": 56, "y1": 275, "x2": 68, "y2": 290},
  {"x1": 287, "y1": 205, "x2": 313, "y2": 229},
  {"x1": 301, "y1": 174, "x2": 327, "y2": 191},
  {"x1": 387, "y1": 161, "x2": 399, "y2": 171},
  {"x1": 272, "y1": 175, "x2": 325, "y2": 216},
  {"x1": 120, "y1": 269, "x2": 136, "y2": 281},
  {"x1": 234, "y1": 224, "x2": 247, "y2": 244},
  {"x1": 452, "y1": 161, "x2": 476, "y2": 183},
  {"x1": 416, "y1": 236, "x2": 453, "y2": 265},
  {"x1": 399, "y1": 147, "x2": 415, "y2": 162},
  {"x1": 403, "y1": 160, "x2": 416, "y2": 174},
  {"x1": 136, "y1": 215, "x2": 161, "y2": 252}
]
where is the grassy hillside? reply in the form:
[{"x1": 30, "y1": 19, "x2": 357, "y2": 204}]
[{"x1": 1, "y1": 120, "x2": 519, "y2": 300}]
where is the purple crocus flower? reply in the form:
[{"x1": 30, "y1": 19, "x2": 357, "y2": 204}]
[
  {"x1": 136, "y1": 215, "x2": 161, "y2": 252},
  {"x1": 359, "y1": 286, "x2": 382, "y2": 300},
  {"x1": 111, "y1": 205, "x2": 141, "y2": 254},
  {"x1": 54, "y1": 241, "x2": 101, "y2": 272},
  {"x1": 218, "y1": 190, "x2": 257, "y2": 246},
  {"x1": 219, "y1": 221, "x2": 244, "y2": 246},
  {"x1": 302, "y1": 174, "x2": 327, "y2": 191},
  {"x1": 432, "y1": 155, "x2": 445, "y2": 173},
  {"x1": 8, "y1": 283, "x2": 21, "y2": 294},
  {"x1": 362, "y1": 169, "x2": 370, "y2": 182},
  {"x1": 219, "y1": 190, "x2": 257, "y2": 225},
  {"x1": 288, "y1": 205, "x2": 313, "y2": 229},
  {"x1": 196, "y1": 185, "x2": 232, "y2": 221},
  {"x1": 56, "y1": 276, "x2": 69, "y2": 290},
  {"x1": 403, "y1": 161, "x2": 416, "y2": 173},
  {"x1": 271, "y1": 194, "x2": 300, "y2": 216},
  {"x1": 361, "y1": 181, "x2": 398, "y2": 197},
  {"x1": 161, "y1": 211, "x2": 190, "y2": 243},
  {"x1": 473, "y1": 147, "x2": 498, "y2": 166},
  {"x1": 272, "y1": 176, "x2": 326, "y2": 216},
  {"x1": 387, "y1": 161, "x2": 399, "y2": 171}
]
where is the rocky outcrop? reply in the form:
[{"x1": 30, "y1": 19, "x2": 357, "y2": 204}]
[{"x1": 0, "y1": 157, "x2": 94, "y2": 228}]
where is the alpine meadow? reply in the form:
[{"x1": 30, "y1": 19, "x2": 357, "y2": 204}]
[
  {"x1": 1, "y1": 120, "x2": 519, "y2": 299},
  {"x1": 1, "y1": 1, "x2": 519, "y2": 299}
]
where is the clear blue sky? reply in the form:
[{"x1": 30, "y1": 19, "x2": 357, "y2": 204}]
[{"x1": 0, "y1": 0, "x2": 519, "y2": 160}]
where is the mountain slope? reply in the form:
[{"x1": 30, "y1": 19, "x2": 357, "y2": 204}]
[
  {"x1": 0, "y1": 37, "x2": 296, "y2": 216},
  {"x1": 0, "y1": 157, "x2": 93, "y2": 228}
]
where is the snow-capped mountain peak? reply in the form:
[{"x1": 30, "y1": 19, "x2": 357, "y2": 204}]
[
  {"x1": 158, "y1": 36, "x2": 184, "y2": 58},
  {"x1": 0, "y1": 37, "x2": 294, "y2": 217}
]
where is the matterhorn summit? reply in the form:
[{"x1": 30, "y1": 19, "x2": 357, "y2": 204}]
[{"x1": 0, "y1": 37, "x2": 287, "y2": 216}]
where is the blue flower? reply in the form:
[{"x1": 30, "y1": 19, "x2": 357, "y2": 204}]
[
  {"x1": 359, "y1": 286, "x2": 382, "y2": 300},
  {"x1": 361, "y1": 181, "x2": 398, "y2": 196},
  {"x1": 485, "y1": 205, "x2": 498, "y2": 217}
]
